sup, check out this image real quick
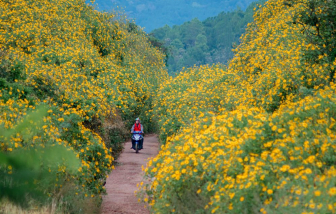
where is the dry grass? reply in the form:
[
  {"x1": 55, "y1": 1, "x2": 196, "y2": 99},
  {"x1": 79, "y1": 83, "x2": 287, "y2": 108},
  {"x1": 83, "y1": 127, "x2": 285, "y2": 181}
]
[
  {"x1": 0, "y1": 199, "x2": 56, "y2": 214},
  {"x1": 102, "y1": 110, "x2": 129, "y2": 159},
  {"x1": 102, "y1": 110, "x2": 129, "y2": 137}
]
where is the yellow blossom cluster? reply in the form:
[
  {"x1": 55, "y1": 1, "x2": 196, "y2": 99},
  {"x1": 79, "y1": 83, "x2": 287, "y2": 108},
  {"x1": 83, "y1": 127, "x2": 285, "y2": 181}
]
[
  {"x1": 141, "y1": 0, "x2": 336, "y2": 213},
  {"x1": 0, "y1": 0, "x2": 167, "y2": 203}
]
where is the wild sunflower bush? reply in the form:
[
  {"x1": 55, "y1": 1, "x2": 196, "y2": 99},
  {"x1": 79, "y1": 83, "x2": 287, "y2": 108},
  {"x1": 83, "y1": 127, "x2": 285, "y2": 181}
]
[
  {"x1": 0, "y1": 0, "x2": 167, "y2": 212},
  {"x1": 141, "y1": 0, "x2": 336, "y2": 213}
]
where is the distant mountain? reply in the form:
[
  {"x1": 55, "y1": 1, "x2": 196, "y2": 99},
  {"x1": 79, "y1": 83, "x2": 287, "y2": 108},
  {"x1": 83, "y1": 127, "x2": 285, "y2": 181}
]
[
  {"x1": 90, "y1": 0, "x2": 258, "y2": 32},
  {"x1": 150, "y1": 0, "x2": 265, "y2": 74}
]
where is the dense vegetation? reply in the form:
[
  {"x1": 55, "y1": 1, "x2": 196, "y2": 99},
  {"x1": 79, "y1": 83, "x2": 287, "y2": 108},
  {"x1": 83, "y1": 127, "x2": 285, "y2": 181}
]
[
  {"x1": 0, "y1": 0, "x2": 167, "y2": 213},
  {"x1": 151, "y1": 1, "x2": 264, "y2": 73},
  {"x1": 2, "y1": 0, "x2": 336, "y2": 213},
  {"x1": 139, "y1": 0, "x2": 336, "y2": 213},
  {"x1": 92, "y1": 0, "x2": 258, "y2": 32}
]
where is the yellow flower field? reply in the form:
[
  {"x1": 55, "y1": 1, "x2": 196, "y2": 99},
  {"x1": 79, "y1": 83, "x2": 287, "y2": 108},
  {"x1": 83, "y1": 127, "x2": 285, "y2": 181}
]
[
  {"x1": 0, "y1": 0, "x2": 167, "y2": 211},
  {"x1": 2, "y1": 0, "x2": 336, "y2": 213},
  {"x1": 141, "y1": 0, "x2": 336, "y2": 213}
]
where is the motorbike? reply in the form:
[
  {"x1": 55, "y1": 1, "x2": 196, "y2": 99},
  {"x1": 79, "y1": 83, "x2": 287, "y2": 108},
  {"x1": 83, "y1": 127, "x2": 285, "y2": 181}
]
[{"x1": 131, "y1": 131, "x2": 143, "y2": 153}]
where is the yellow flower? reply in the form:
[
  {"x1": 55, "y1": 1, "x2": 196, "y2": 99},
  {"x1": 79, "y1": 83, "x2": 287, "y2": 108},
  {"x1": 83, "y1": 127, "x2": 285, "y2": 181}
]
[
  {"x1": 329, "y1": 187, "x2": 336, "y2": 196},
  {"x1": 314, "y1": 190, "x2": 321, "y2": 197}
]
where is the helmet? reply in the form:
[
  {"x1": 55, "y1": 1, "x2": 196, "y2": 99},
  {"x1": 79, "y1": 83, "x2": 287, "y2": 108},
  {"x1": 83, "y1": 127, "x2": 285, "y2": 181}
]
[{"x1": 135, "y1": 117, "x2": 140, "y2": 121}]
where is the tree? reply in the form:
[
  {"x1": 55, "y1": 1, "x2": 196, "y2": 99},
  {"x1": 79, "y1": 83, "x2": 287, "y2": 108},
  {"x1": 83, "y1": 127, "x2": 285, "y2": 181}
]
[
  {"x1": 287, "y1": 0, "x2": 336, "y2": 82},
  {"x1": 180, "y1": 18, "x2": 205, "y2": 47}
]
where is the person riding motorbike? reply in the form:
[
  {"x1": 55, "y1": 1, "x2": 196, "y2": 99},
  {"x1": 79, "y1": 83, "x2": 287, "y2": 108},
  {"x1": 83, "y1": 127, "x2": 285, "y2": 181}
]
[{"x1": 131, "y1": 118, "x2": 144, "y2": 150}]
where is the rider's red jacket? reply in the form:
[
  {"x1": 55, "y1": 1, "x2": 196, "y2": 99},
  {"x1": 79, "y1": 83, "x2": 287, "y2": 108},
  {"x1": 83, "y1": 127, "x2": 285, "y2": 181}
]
[{"x1": 132, "y1": 123, "x2": 143, "y2": 132}]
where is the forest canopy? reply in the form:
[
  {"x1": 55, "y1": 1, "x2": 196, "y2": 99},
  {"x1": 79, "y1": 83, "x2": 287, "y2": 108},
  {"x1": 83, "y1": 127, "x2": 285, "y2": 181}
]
[{"x1": 150, "y1": 0, "x2": 265, "y2": 74}]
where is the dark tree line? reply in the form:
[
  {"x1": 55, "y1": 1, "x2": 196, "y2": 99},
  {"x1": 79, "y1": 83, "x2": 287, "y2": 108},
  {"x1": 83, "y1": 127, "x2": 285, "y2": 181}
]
[{"x1": 150, "y1": 1, "x2": 265, "y2": 74}]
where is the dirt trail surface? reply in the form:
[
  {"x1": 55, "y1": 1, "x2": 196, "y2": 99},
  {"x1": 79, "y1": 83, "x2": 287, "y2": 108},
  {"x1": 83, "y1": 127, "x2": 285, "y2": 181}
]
[{"x1": 101, "y1": 134, "x2": 159, "y2": 214}]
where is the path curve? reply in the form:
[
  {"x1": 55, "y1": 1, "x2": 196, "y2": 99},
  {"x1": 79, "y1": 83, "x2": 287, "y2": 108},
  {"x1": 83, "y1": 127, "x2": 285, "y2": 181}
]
[{"x1": 101, "y1": 134, "x2": 159, "y2": 214}]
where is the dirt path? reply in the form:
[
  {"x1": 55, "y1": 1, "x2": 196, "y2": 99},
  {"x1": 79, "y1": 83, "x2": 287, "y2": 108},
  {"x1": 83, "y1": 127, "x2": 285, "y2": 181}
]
[{"x1": 101, "y1": 134, "x2": 159, "y2": 214}]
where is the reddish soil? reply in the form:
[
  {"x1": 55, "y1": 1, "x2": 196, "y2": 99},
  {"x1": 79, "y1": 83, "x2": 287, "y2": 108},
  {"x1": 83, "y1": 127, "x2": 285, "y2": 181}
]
[{"x1": 101, "y1": 134, "x2": 159, "y2": 214}]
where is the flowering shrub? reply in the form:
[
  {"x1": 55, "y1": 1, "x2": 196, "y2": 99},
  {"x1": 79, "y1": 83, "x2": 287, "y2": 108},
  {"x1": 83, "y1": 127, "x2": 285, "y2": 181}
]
[
  {"x1": 0, "y1": 0, "x2": 167, "y2": 212},
  {"x1": 141, "y1": 0, "x2": 336, "y2": 213}
]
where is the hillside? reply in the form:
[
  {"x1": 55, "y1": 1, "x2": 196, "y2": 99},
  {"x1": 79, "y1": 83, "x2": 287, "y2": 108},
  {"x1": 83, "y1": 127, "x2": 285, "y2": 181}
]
[
  {"x1": 139, "y1": 0, "x2": 336, "y2": 213},
  {"x1": 2, "y1": 0, "x2": 336, "y2": 213},
  {"x1": 91, "y1": 0, "x2": 258, "y2": 32},
  {"x1": 151, "y1": 1, "x2": 264, "y2": 73},
  {"x1": 0, "y1": 0, "x2": 167, "y2": 212}
]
